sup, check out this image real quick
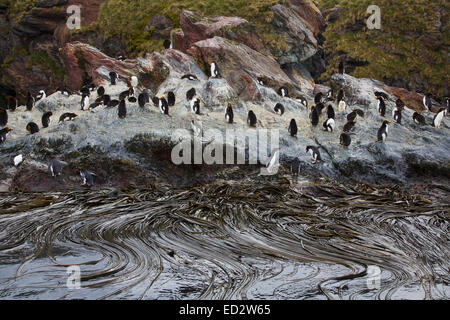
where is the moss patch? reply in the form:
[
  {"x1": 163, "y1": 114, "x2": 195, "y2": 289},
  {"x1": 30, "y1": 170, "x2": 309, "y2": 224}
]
[{"x1": 26, "y1": 51, "x2": 66, "y2": 80}]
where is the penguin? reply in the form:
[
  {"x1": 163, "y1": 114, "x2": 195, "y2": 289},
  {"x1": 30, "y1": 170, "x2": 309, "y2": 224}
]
[
  {"x1": 306, "y1": 146, "x2": 321, "y2": 164},
  {"x1": 128, "y1": 86, "x2": 135, "y2": 97},
  {"x1": 117, "y1": 55, "x2": 126, "y2": 61},
  {"x1": 109, "y1": 71, "x2": 118, "y2": 85},
  {"x1": 396, "y1": 98, "x2": 405, "y2": 109},
  {"x1": 36, "y1": 90, "x2": 46, "y2": 101},
  {"x1": 274, "y1": 103, "x2": 285, "y2": 115},
  {"x1": 310, "y1": 106, "x2": 319, "y2": 126},
  {"x1": 191, "y1": 120, "x2": 202, "y2": 138},
  {"x1": 323, "y1": 118, "x2": 335, "y2": 132},
  {"x1": 288, "y1": 119, "x2": 298, "y2": 137},
  {"x1": 423, "y1": 93, "x2": 432, "y2": 111},
  {"x1": 26, "y1": 122, "x2": 39, "y2": 134},
  {"x1": 338, "y1": 61, "x2": 344, "y2": 74},
  {"x1": 81, "y1": 93, "x2": 89, "y2": 111},
  {"x1": 167, "y1": 91, "x2": 176, "y2": 106},
  {"x1": 338, "y1": 99, "x2": 346, "y2": 112},
  {"x1": 131, "y1": 76, "x2": 138, "y2": 88},
  {"x1": 278, "y1": 87, "x2": 289, "y2": 98},
  {"x1": 181, "y1": 74, "x2": 198, "y2": 81},
  {"x1": 343, "y1": 121, "x2": 356, "y2": 132},
  {"x1": 152, "y1": 96, "x2": 160, "y2": 107},
  {"x1": 225, "y1": 103, "x2": 233, "y2": 124},
  {"x1": 14, "y1": 154, "x2": 23, "y2": 166},
  {"x1": 59, "y1": 113, "x2": 78, "y2": 123},
  {"x1": 247, "y1": 110, "x2": 257, "y2": 127},
  {"x1": 107, "y1": 100, "x2": 120, "y2": 108},
  {"x1": 347, "y1": 110, "x2": 358, "y2": 122},
  {"x1": 42, "y1": 111, "x2": 53, "y2": 128},
  {"x1": 257, "y1": 77, "x2": 266, "y2": 86},
  {"x1": 314, "y1": 92, "x2": 323, "y2": 104},
  {"x1": 159, "y1": 97, "x2": 169, "y2": 115},
  {"x1": 412, "y1": 112, "x2": 426, "y2": 125},
  {"x1": 26, "y1": 92, "x2": 35, "y2": 111},
  {"x1": 432, "y1": 107, "x2": 446, "y2": 128},
  {"x1": 0, "y1": 108, "x2": 7, "y2": 127},
  {"x1": 316, "y1": 102, "x2": 325, "y2": 116},
  {"x1": 325, "y1": 89, "x2": 333, "y2": 101},
  {"x1": 0, "y1": 127, "x2": 12, "y2": 143},
  {"x1": 7, "y1": 96, "x2": 18, "y2": 111},
  {"x1": 97, "y1": 86, "x2": 105, "y2": 96},
  {"x1": 393, "y1": 108, "x2": 402, "y2": 124},
  {"x1": 48, "y1": 158, "x2": 62, "y2": 177},
  {"x1": 376, "y1": 96, "x2": 386, "y2": 117},
  {"x1": 128, "y1": 96, "x2": 137, "y2": 103},
  {"x1": 291, "y1": 157, "x2": 300, "y2": 176},
  {"x1": 295, "y1": 95, "x2": 308, "y2": 107},
  {"x1": 119, "y1": 90, "x2": 130, "y2": 101},
  {"x1": 142, "y1": 89, "x2": 151, "y2": 103},
  {"x1": 210, "y1": 62, "x2": 220, "y2": 78},
  {"x1": 89, "y1": 101, "x2": 101, "y2": 110},
  {"x1": 118, "y1": 99, "x2": 127, "y2": 119},
  {"x1": 186, "y1": 88, "x2": 196, "y2": 101},
  {"x1": 163, "y1": 39, "x2": 172, "y2": 49},
  {"x1": 336, "y1": 89, "x2": 344, "y2": 103},
  {"x1": 377, "y1": 120, "x2": 391, "y2": 142},
  {"x1": 340, "y1": 132, "x2": 351, "y2": 147},
  {"x1": 138, "y1": 93, "x2": 147, "y2": 108},
  {"x1": 327, "y1": 105, "x2": 335, "y2": 119},
  {"x1": 88, "y1": 83, "x2": 96, "y2": 92},
  {"x1": 190, "y1": 98, "x2": 200, "y2": 114},
  {"x1": 80, "y1": 169, "x2": 96, "y2": 186},
  {"x1": 103, "y1": 94, "x2": 111, "y2": 106}
]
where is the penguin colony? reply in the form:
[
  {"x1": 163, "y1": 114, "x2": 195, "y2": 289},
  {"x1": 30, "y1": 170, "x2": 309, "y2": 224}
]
[{"x1": 0, "y1": 44, "x2": 448, "y2": 182}]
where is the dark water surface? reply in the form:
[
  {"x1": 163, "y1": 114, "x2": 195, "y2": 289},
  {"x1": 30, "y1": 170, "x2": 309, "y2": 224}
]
[{"x1": 0, "y1": 173, "x2": 448, "y2": 300}]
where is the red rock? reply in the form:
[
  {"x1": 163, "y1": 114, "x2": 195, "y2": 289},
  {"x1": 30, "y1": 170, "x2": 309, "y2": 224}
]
[
  {"x1": 384, "y1": 86, "x2": 427, "y2": 112},
  {"x1": 187, "y1": 36, "x2": 296, "y2": 101}
]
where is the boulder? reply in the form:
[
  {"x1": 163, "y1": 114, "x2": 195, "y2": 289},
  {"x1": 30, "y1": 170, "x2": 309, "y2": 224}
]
[
  {"x1": 178, "y1": 10, "x2": 266, "y2": 54},
  {"x1": 187, "y1": 36, "x2": 299, "y2": 101}
]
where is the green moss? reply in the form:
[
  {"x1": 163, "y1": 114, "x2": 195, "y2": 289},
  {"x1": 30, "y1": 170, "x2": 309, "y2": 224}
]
[
  {"x1": 316, "y1": 0, "x2": 449, "y2": 96},
  {"x1": 5, "y1": 0, "x2": 35, "y2": 20},
  {"x1": 26, "y1": 50, "x2": 66, "y2": 80},
  {"x1": 95, "y1": 0, "x2": 281, "y2": 57}
]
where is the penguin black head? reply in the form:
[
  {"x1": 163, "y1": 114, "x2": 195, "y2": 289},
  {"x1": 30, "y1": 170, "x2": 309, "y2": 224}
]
[{"x1": 382, "y1": 120, "x2": 391, "y2": 126}]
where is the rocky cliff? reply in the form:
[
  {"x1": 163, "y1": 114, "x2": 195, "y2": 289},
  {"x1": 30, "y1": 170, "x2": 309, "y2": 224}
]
[{"x1": 0, "y1": 1, "x2": 448, "y2": 192}]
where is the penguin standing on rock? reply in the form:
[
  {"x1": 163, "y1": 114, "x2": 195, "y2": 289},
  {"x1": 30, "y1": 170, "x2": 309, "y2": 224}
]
[
  {"x1": 118, "y1": 99, "x2": 127, "y2": 119},
  {"x1": 323, "y1": 118, "x2": 335, "y2": 132},
  {"x1": 167, "y1": 91, "x2": 176, "y2": 106},
  {"x1": 377, "y1": 120, "x2": 391, "y2": 142},
  {"x1": 310, "y1": 106, "x2": 319, "y2": 126},
  {"x1": 48, "y1": 158, "x2": 63, "y2": 177},
  {"x1": 225, "y1": 103, "x2": 234, "y2": 124},
  {"x1": 288, "y1": 119, "x2": 298, "y2": 137},
  {"x1": 191, "y1": 98, "x2": 200, "y2": 114},
  {"x1": 423, "y1": 93, "x2": 432, "y2": 111},
  {"x1": 376, "y1": 96, "x2": 386, "y2": 117},
  {"x1": 59, "y1": 113, "x2": 78, "y2": 123},
  {"x1": 291, "y1": 157, "x2": 300, "y2": 176},
  {"x1": 109, "y1": 71, "x2": 118, "y2": 85},
  {"x1": 26, "y1": 92, "x2": 35, "y2": 111},
  {"x1": 181, "y1": 74, "x2": 198, "y2": 81},
  {"x1": 412, "y1": 112, "x2": 426, "y2": 125},
  {"x1": 211, "y1": 62, "x2": 220, "y2": 78},
  {"x1": 80, "y1": 169, "x2": 96, "y2": 186},
  {"x1": 186, "y1": 88, "x2": 196, "y2": 101},
  {"x1": 393, "y1": 108, "x2": 402, "y2": 124},
  {"x1": 296, "y1": 95, "x2": 308, "y2": 107},
  {"x1": 336, "y1": 89, "x2": 344, "y2": 104},
  {"x1": 159, "y1": 97, "x2": 169, "y2": 115},
  {"x1": 432, "y1": 107, "x2": 446, "y2": 128},
  {"x1": 97, "y1": 86, "x2": 105, "y2": 97},
  {"x1": 36, "y1": 90, "x2": 46, "y2": 102},
  {"x1": 131, "y1": 76, "x2": 138, "y2": 89},
  {"x1": 26, "y1": 122, "x2": 39, "y2": 134},
  {"x1": 247, "y1": 110, "x2": 257, "y2": 127},
  {"x1": 274, "y1": 103, "x2": 285, "y2": 115},
  {"x1": 0, "y1": 127, "x2": 12, "y2": 143},
  {"x1": 0, "y1": 108, "x2": 7, "y2": 126},
  {"x1": 278, "y1": 87, "x2": 289, "y2": 98},
  {"x1": 81, "y1": 93, "x2": 89, "y2": 111},
  {"x1": 314, "y1": 92, "x2": 323, "y2": 104},
  {"x1": 338, "y1": 99, "x2": 347, "y2": 113},
  {"x1": 42, "y1": 111, "x2": 53, "y2": 128},
  {"x1": 163, "y1": 39, "x2": 173, "y2": 49},
  {"x1": 138, "y1": 93, "x2": 147, "y2": 108},
  {"x1": 340, "y1": 132, "x2": 351, "y2": 147},
  {"x1": 306, "y1": 146, "x2": 321, "y2": 164}
]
